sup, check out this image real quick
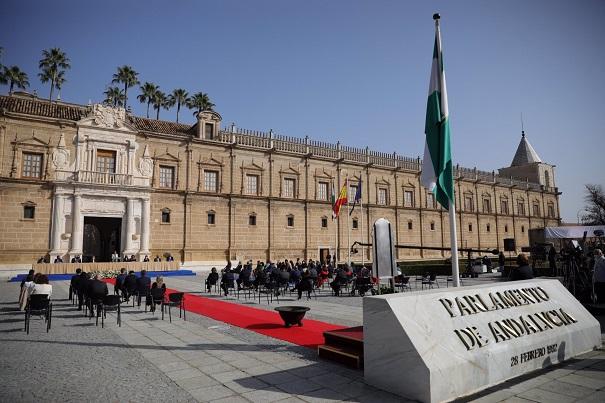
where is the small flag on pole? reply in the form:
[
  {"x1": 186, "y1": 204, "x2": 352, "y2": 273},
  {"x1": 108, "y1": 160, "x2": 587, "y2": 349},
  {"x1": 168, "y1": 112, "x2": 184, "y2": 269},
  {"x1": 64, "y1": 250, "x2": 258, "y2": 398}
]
[
  {"x1": 349, "y1": 178, "x2": 362, "y2": 215},
  {"x1": 332, "y1": 184, "x2": 348, "y2": 219}
]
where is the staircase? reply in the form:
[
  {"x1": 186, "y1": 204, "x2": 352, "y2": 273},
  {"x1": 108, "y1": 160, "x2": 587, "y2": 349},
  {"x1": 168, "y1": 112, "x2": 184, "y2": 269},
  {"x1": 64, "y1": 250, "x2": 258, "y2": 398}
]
[{"x1": 317, "y1": 326, "x2": 364, "y2": 369}]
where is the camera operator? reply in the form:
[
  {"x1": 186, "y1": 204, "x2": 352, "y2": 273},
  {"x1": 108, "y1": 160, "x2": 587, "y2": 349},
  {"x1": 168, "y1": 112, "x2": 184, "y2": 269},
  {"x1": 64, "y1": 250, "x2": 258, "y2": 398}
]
[{"x1": 593, "y1": 249, "x2": 605, "y2": 303}]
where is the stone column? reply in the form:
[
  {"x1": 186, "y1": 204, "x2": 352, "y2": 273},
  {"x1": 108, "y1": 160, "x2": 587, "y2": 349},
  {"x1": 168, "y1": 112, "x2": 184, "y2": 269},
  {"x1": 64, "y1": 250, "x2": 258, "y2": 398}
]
[
  {"x1": 138, "y1": 198, "x2": 150, "y2": 260},
  {"x1": 123, "y1": 197, "x2": 135, "y2": 256},
  {"x1": 50, "y1": 193, "x2": 64, "y2": 259},
  {"x1": 69, "y1": 194, "x2": 83, "y2": 260}
]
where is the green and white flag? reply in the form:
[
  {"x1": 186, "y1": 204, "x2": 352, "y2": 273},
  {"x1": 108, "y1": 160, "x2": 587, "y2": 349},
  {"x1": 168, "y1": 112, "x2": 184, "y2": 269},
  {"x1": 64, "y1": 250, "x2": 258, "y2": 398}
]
[{"x1": 420, "y1": 19, "x2": 454, "y2": 211}]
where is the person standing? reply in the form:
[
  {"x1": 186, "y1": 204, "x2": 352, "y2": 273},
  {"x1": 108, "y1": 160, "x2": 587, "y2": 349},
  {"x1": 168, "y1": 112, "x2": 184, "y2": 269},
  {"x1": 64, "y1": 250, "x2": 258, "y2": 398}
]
[
  {"x1": 548, "y1": 247, "x2": 557, "y2": 276},
  {"x1": 593, "y1": 249, "x2": 605, "y2": 303},
  {"x1": 498, "y1": 251, "x2": 506, "y2": 272}
]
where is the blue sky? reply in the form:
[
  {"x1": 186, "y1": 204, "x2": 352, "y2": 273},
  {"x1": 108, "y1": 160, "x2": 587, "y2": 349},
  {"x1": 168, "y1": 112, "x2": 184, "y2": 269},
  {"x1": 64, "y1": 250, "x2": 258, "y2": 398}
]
[{"x1": 1, "y1": 0, "x2": 603, "y2": 222}]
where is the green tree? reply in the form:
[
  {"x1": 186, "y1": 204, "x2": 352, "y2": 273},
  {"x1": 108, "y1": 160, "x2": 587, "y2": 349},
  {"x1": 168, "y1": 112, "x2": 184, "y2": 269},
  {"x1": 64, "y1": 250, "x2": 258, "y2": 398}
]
[
  {"x1": 38, "y1": 48, "x2": 70, "y2": 101},
  {"x1": 103, "y1": 86, "x2": 125, "y2": 108},
  {"x1": 151, "y1": 89, "x2": 169, "y2": 120},
  {"x1": 111, "y1": 65, "x2": 139, "y2": 110},
  {"x1": 0, "y1": 47, "x2": 6, "y2": 86},
  {"x1": 4, "y1": 66, "x2": 29, "y2": 94},
  {"x1": 187, "y1": 92, "x2": 215, "y2": 115},
  {"x1": 137, "y1": 82, "x2": 159, "y2": 118},
  {"x1": 168, "y1": 88, "x2": 189, "y2": 123},
  {"x1": 54, "y1": 70, "x2": 66, "y2": 100},
  {"x1": 582, "y1": 184, "x2": 605, "y2": 225}
]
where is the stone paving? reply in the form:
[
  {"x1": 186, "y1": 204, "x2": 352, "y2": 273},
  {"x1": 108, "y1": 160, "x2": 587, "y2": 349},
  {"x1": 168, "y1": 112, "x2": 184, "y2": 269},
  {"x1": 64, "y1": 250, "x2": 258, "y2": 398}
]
[{"x1": 0, "y1": 274, "x2": 603, "y2": 403}]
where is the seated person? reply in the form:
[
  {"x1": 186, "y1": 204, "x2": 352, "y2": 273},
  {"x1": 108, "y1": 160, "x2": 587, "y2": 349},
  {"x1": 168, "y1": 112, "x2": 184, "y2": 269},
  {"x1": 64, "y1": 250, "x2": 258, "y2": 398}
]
[
  {"x1": 330, "y1": 267, "x2": 349, "y2": 296},
  {"x1": 89, "y1": 274, "x2": 108, "y2": 299},
  {"x1": 30, "y1": 274, "x2": 53, "y2": 300},
  {"x1": 143, "y1": 255, "x2": 150, "y2": 262},
  {"x1": 135, "y1": 270, "x2": 152, "y2": 306},
  {"x1": 206, "y1": 267, "x2": 219, "y2": 292},
  {"x1": 115, "y1": 268, "x2": 127, "y2": 295},
  {"x1": 154, "y1": 255, "x2": 161, "y2": 262},
  {"x1": 237, "y1": 264, "x2": 252, "y2": 289},
  {"x1": 510, "y1": 253, "x2": 534, "y2": 281},
  {"x1": 152, "y1": 276, "x2": 166, "y2": 290},
  {"x1": 123, "y1": 270, "x2": 137, "y2": 301},
  {"x1": 77, "y1": 271, "x2": 90, "y2": 311},
  {"x1": 70, "y1": 268, "x2": 82, "y2": 300},
  {"x1": 149, "y1": 276, "x2": 166, "y2": 310},
  {"x1": 296, "y1": 271, "x2": 313, "y2": 300},
  {"x1": 221, "y1": 268, "x2": 235, "y2": 296}
]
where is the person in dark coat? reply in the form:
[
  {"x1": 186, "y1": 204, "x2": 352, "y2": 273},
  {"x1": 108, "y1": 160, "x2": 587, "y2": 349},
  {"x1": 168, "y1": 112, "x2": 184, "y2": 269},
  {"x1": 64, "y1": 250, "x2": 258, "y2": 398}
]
[
  {"x1": 237, "y1": 263, "x2": 252, "y2": 290},
  {"x1": 498, "y1": 251, "x2": 506, "y2": 271},
  {"x1": 297, "y1": 270, "x2": 313, "y2": 300},
  {"x1": 136, "y1": 270, "x2": 151, "y2": 306},
  {"x1": 89, "y1": 274, "x2": 109, "y2": 298},
  {"x1": 69, "y1": 268, "x2": 82, "y2": 301},
  {"x1": 221, "y1": 268, "x2": 235, "y2": 296},
  {"x1": 77, "y1": 272, "x2": 90, "y2": 311},
  {"x1": 115, "y1": 268, "x2": 127, "y2": 296},
  {"x1": 548, "y1": 247, "x2": 557, "y2": 276},
  {"x1": 330, "y1": 267, "x2": 350, "y2": 296},
  {"x1": 123, "y1": 270, "x2": 137, "y2": 301},
  {"x1": 510, "y1": 253, "x2": 534, "y2": 281},
  {"x1": 206, "y1": 267, "x2": 219, "y2": 292}
]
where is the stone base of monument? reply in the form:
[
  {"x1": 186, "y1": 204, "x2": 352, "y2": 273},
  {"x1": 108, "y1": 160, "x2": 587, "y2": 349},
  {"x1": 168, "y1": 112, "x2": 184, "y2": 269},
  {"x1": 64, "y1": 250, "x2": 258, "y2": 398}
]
[
  {"x1": 363, "y1": 279, "x2": 601, "y2": 403},
  {"x1": 318, "y1": 326, "x2": 364, "y2": 369}
]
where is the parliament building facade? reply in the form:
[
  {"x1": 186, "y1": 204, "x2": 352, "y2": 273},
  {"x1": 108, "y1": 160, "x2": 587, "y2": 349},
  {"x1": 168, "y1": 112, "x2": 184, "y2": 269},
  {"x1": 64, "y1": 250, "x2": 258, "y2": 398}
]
[{"x1": 0, "y1": 93, "x2": 561, "y2": 268}]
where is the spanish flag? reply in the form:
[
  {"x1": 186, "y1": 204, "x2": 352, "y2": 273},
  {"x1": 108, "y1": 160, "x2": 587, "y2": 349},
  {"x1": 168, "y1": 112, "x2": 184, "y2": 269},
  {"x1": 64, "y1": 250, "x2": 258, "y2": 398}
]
[{"x1": 332, "y1": 184, "x2": 348, "y2": 219}]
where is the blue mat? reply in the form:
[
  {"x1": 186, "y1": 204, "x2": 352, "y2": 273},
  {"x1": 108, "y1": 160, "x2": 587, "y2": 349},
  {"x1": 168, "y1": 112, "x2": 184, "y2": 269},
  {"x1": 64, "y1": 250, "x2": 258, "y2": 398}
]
[{"x1": 9, "y1": 269, "x2": 196, "y2": 282}]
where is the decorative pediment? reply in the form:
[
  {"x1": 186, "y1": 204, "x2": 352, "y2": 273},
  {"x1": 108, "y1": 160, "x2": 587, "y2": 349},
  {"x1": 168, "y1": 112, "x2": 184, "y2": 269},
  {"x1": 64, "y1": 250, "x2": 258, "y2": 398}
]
[
  {"x1": 401, "y1": 179, "x2": 415, "y2": 188},
  {"x1": 241, "y1": 160, "x2": 264, "y2": 171},
  {"x1": 78, "y1": 104, "x2": 136, "y2": 131},
  {"x1": 376, "y1": 177, "x2": 390, "y2": 186},
  {"x1": 198, "y1": 154, "x2": 224, "y2": 167},
  {"x1": 314, "y1": 168, "x2": 334, "y2": 179},
  {"x1": 154, "y1": 148, "x2": 180, "y2": 162},
  {"x1": 279, "y1": 164, "x2": 300, "y2": 176},
  {"x1": 12, "y1": 133, "x2": 49, "y2": 148}
]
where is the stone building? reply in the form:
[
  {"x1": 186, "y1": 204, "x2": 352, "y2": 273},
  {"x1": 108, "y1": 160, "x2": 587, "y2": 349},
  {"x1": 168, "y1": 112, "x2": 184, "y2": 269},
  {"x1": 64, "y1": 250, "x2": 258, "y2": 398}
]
[{"x1": 0, "y1": 93, "x2": 561, "y2": 268}]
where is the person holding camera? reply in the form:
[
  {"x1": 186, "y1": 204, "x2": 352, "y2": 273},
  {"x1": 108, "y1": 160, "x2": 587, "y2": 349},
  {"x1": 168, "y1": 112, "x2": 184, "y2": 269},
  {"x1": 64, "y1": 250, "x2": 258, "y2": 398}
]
[
  {"x1": 593, "y1": 249, "x2": 605, "y2": 303},
  {"x1": 510, "y1": 253, "x2": 534, "y2": 281}
]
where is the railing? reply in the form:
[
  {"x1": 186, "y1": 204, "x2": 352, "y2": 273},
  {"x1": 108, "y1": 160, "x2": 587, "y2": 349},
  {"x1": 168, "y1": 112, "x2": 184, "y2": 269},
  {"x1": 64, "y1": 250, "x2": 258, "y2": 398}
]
[
  {"x1": 76, "y1": 170, "x2": 133, "y2": 186},
  {"x1": 209, "y1": 127, "x2": 548, "y2": 190}
]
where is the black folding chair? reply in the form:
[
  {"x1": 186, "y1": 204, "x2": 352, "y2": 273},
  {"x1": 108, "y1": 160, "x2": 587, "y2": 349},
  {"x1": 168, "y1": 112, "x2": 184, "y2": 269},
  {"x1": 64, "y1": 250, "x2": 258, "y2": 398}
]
[
  {"x1": 101, "y1": 295, "x2": 122, "y2": 327},
  {"x1": 150, "y1": 288, "x2": 166, "y2": 320},
  {"x1": 24, "y1": 294, "x2": 52, "y2": 334},
  {"x1": 167, "y1": 292, "x2": 185, "y2": 323}
]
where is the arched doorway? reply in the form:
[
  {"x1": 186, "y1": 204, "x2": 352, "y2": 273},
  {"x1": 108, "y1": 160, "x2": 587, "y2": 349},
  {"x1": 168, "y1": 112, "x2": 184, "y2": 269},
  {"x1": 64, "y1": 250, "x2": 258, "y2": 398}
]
[{"x1": 83, "y1": 217, "x2": 122, "y2": 262}]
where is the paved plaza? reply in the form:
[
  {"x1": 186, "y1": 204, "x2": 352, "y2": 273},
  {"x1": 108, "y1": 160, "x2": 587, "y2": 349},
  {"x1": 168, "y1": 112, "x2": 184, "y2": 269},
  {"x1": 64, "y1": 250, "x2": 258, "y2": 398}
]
[{"x1": 1, "y1": 274, "x2": 604, "y2": 403}]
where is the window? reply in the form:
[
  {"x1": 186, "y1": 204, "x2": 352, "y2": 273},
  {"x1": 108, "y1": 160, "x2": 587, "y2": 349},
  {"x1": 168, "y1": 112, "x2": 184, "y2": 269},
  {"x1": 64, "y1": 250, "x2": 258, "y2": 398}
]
[
  {"x1": 352, "y1": 219, "x2": 358, "y2": 229},
  {"x1": 464, "y1": 196, "x2": 474, "y2": 212},
  {"x1": 349, "y1": 185, "x2": 358, "y2": 201},
  {"x1": 321, "y1": 217, "x2": 328, "y2": 228},
  {"x1": 404, "y1": 190, "x2": 414, "y2": 207},
  {"x1": 547, "y1": 204, "x2": 555, "y2": 218},
  {"x1": 317, "y1": 181, "x2": 329, "y2": 201},
  {"x1": 161, "y1": 208, "x2": 171, "y2": 223},
  {"x1": 246, "y1": 174, "x2": 259, "y2": 195},
  {"x1": 378, "y1": 188, "x2": 388, "y2": 206},
  {"x1": 486, "y1": 223, "x2": 491, "y2": 232},
  {"x1": 504, "y1": 224, "x2": 509, "y2": 233},
  {"x1": 521, "y1": 225, "x2": 525, "y2": 233},
  {"x1": 248, "y1": 214, "x2": 256, "y2": 226},
  {"x1": 501, "y1": 199, "x2": 509, "y2": 215},
  {"x1": 207, "y1": 211, "x2": 216, "y2": 225},
  {"x1": 517, "y1": 200, "x2": 526, "y2": 216},
  {"x1": 96, "y1": 150, "x2": 116, "y2": 173},
  {"x1": 533, "y1": 204, "x2": 540, "y2": 217},
  {"x1": 483, "y1": 198, "x2": 491, "y2": 213},
  {"x1": 287, "y1": 215, "x2": 294, "y2": 227},
  {"x1": 283, "y1": 178, "x2": 295, "y2": 198},
  {"x1": 468, "y1": 223, "x2": 473, "y2": 232},
  {"x1": 430, "y1": 221, "x2": 435, "y2": 231},
  {"x1": 544, "y1": 170, "x2": 550, "y2": 188},
  {"x1": 408, "y1": 220, "x2": 413, "y2": 230},
  {"x1": 205, "y1": 122, "x2": 214, "y2": 139},
  {"x1": 427, "y1": 193, "x2": 435, "y2": 209},
  {"x1": 23, "y1": 205, "x2": 35, "y2": 219},
  {"x1": 159, "y1": 166, "x2": 175, "y2": 189},
  {"x1": 21, "y1": 152, "x2": 43, "y2": 178},
  {"x1": 204, "y1": 170, "x2": 218, "y2": 192}
]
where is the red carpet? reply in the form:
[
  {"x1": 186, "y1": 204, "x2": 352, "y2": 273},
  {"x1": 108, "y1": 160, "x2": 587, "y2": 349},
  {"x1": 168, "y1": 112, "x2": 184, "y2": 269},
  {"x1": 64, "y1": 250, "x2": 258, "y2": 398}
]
[{"x1": 105, "y1": 279, "x2": 345, "y2": 348}]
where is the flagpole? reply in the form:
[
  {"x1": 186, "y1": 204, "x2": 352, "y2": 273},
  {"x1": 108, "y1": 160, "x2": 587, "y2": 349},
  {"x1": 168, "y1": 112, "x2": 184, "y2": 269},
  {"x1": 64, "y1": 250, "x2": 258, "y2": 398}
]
[
  {"x1": 360, "y1": 174, "x2": 365, "y2": 267},
  {"x1": 434, "y1": 12, "x2": 460, "y2": 287},
  {"x1": 347, "y1": 177, "x2": 351, "y2": 266}
]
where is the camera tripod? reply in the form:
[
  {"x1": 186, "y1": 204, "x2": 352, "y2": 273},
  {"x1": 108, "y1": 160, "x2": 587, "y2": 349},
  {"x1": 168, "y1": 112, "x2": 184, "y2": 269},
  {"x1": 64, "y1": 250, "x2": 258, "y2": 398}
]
[{"x1": 561, "y1": 255, "x2": 592, "y2": 301}]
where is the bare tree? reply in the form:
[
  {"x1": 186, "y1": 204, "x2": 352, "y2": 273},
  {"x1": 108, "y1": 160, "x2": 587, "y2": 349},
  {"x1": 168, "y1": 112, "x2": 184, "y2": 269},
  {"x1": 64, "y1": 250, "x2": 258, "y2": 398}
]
[{"x1": 582, "y1": 184, "x2": 605, "y2": 225}]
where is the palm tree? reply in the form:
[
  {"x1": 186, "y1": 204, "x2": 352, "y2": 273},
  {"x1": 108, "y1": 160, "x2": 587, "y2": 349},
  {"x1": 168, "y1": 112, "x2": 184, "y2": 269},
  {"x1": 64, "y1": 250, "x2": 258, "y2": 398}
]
[
  {"x1": 151, "y1": 90, "x2": 169, "y2": 120},
  {"x1": 111, "y1": 65, "x2": 139, "y2": 110},
  {"x1": 168, "y1": 89, "x2": 189, "y2": 123},
  {"x1": 187, "y1": 92, "x2": 215, "y2": 115},
  {"x1": 38, "y1": 48, "x2": 70, "y2": 101},
  {"x1": 54, "y1": 70, "x2": 66, "y2": 100},
  {"x1": 0, "y1": 47, "x2": 6, "y2": 86},
  {"x1": 137, "y1": 82, "x2": 159, "y2": 118},
  {"x1": 4, "y1": 66, "x2": 29, "y2": 94},
  {"x1": 103, "y1": 86, "x2": 125, "y2": 107}
]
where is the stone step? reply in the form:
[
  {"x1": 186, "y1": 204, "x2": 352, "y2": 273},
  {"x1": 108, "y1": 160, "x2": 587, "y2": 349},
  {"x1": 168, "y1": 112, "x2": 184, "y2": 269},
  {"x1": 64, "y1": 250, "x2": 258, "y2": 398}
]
[
  {"x1": 323, "y1": 326, "x2": 364, "y2": 350},
  {"x1": 317, "y1": 344, "x2": 363, "y2": 369}
]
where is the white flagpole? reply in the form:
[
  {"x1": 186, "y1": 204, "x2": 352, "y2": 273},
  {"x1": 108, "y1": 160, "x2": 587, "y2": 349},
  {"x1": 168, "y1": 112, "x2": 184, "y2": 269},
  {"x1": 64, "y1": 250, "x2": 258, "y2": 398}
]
[
  {"x1": 334, "y1": 182, "x2": 338, "y2": 264},
  {"x1": 449, "y1": 197, "x2": 461, "y2": 287},
  {"x1": 360, "y1": 175, "x2": 365, "y2": 266}
]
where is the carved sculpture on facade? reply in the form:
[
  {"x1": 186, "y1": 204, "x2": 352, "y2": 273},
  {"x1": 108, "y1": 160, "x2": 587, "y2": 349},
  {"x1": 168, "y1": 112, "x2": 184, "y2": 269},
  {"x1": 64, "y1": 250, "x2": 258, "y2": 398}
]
[
  {"x1": 91, "y1": 104, "x2": 126, "y2": 129},
  {"x1": 52, "y1": 133, "x2": 70, "y2": 170},
  {"x1": 138, "y1": 144, "x2": 153, "y2": 177}
]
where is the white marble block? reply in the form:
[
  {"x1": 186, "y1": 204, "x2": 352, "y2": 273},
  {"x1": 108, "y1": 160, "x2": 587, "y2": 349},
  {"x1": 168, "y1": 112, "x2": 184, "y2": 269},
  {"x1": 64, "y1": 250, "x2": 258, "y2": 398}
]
[{"x1": 363, "y1": 279, "x2": 601, "y2": 402}]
